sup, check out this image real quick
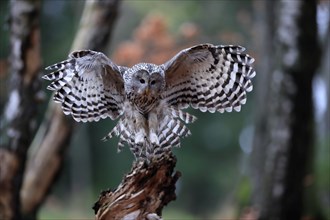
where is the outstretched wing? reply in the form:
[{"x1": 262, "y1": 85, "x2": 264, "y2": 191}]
[
  {"x1": 163, "y1": 44, "x2": 256, "y2": 113},
  {"x1": 43, "y1": 50, "x2": 127, "y2": 122}
]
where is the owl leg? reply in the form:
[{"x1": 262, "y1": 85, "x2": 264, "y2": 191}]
[
  {"x1": 132, "y1": 113, "x2": 148, "y2": 158},
  {"x1": 148, "y1": 112, "x2": 160, "y2": 146},
  {"x1": 150, "y1": 133, "x2": 159, "y2": 146},
  {"x1": 134, "y1": 130, "x2": 145, "y2": 146},
  {"x1": 133, "y1": 111, "x2": 146, "y2": 142}
]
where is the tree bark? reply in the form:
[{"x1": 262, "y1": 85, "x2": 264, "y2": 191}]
[
  {"x1": 251, "y1": 0, "x2": 321, "y2": 219},
  {"x1": 20, "y1": 0, "x2": 121, "y2": 218},
  {"x1": 0, "y1": 0, "x2": 42, "y2": 219},
  {"x1": 250, "y1": 1, "x2": 276, "y2": 210},
  {"x1": 93, "y1": 153, "x2": 180, "y2": 220}
]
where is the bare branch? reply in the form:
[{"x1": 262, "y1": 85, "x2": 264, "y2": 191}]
[
  {"x1": 20, "y1": 0, "x2": 122, "y2": 216},
  {"x1": 93, "y1": 153, "x2": 180, "y2": 220},
  {"x1": 0, "y1": 0, "x2": 42, "y2": 219}
]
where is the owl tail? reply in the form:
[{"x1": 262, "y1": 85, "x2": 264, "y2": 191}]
[
  {"x1": 101, "y1": 118, "x2": 134, "y2": 153},
  {"x1": 102, "y1": 117, "x2": 153, "y2": 159},
  {"x1": 102, "y1": 108, "x2": 197, "y2": 159},
  {"x1": 155, "y1": 108, "x2": 197, "y2": 154}
]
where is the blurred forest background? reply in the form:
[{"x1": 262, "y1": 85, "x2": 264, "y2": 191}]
[{"x1": 0, "y1": 0, "x2": 329, "y2": 219}]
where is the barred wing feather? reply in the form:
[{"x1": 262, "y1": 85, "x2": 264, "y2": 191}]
[
  {"x1": 163, "y1": 44, "x2": 256, "y2": 113},
  {"x1": 43, "y1": 50, "x2": 126, "y2": 122}
]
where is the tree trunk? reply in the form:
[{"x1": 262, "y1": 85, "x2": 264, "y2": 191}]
[
  {"x1": 251, "y1": 0, "x2": 321, "y2": 219},
  {"x1": 0, "y1": 0, "x2": 42, "y2": 219},
  {"x1": 93, "y1": 153, "x2": 180, "y2": 220},
  {"x1": 19, "y1": 0, "x2": 121, "y2": 218}
]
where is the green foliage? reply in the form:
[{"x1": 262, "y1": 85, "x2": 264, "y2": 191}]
[
  {"x1": 236, "y1": 176, "x2": 252, "y2": 208},
  {"x1": 0, "y1": 0, "x2": 9, "y2": 59},
  {"x1": 315, "y1": 136, "x2": 330, "y2": 219},
  {"x1": 163, "y1": 208, "x2": 201, "y2": 220}
]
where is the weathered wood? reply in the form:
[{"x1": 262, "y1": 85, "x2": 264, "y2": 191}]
[{"x1": 93, "y1": 153, "x2": 180, "y2": 220}]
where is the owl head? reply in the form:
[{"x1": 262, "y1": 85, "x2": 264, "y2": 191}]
[{"x1": 124, "y1": 63, "x2": 165, "y2": 98}]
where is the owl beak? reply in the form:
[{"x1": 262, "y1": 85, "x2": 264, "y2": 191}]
[{"x1": 144, "y1": 87, "x2": 150, "y2": 96}]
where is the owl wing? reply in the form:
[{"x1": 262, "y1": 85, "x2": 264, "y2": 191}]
[
  {"x1": 43, "y1": 50, "x2": 127, "y2": 122},
  {"x1": 162, "y1": 44, "x2": 256, "y2": 113}
]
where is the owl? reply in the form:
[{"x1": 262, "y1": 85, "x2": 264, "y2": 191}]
[{"x1": 43, "y1": 44, "x2": 256, "y2": 159}]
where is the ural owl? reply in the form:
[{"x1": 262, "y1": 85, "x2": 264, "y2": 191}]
[{"x1": 43, "y1": 44, "x2": 256, "y2": 159}]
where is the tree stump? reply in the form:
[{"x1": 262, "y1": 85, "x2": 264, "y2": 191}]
[{"x1": 93, "y1": 153, "x2": 180, "y2": 220}]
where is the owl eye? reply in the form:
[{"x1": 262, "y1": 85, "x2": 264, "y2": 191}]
[
  {"x1": 150, "y1": 80, "x2": 156, "y2": 85},
  {"x1": 139, "y1": 79, "x2": 145, "y2": 84}
]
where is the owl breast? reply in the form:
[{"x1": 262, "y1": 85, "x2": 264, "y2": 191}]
[{"x1": 127, "y1": 92, "x2": 160, "y2": 115}]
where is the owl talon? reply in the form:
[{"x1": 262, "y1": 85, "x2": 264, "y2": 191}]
[
  {"x1": 149, "y1": 132, "x2": 159, "y2": 146},
  {"x1": 131, "y1": 143, "x2": 144, "y2": 159},
  {"x1": 134, "y1": 131, "x2": 145, "y2": 146}
]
